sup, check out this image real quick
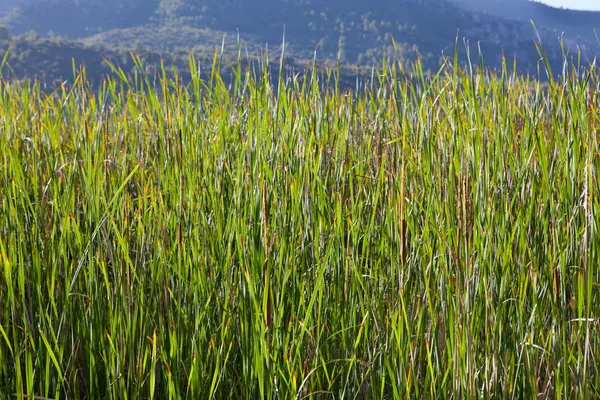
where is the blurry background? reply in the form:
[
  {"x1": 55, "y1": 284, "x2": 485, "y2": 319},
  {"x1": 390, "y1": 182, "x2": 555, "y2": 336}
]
[{"x1": 0, "y1": 0, "x2": 599, "y2": 86}]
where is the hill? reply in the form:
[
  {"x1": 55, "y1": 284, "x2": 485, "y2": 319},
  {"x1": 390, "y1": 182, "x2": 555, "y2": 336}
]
[
  {"x1": 451, "y1": 0, "x2": 600, "y2": 40},
  {"x1": 1, "y1": 0, "x2": 155, "y2": 37},
  {"x1": 0, "y1": 0, "x2": 599, "y2": 85},
  {"x1": 0, "y1": 34, "x2": 366, "y2": 91}
]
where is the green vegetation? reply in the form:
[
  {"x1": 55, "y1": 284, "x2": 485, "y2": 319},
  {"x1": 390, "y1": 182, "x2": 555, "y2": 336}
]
[{"x1": 0, "y1": 44, "x2": 598, "y2": 398}]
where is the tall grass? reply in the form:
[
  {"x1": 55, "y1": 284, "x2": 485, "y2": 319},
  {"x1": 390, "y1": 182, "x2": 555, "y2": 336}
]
[{"x1": 0, "y1": 48, "x2": 598, "y2": 398}]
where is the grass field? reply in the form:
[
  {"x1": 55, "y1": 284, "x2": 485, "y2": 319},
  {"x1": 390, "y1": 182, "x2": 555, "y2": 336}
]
[{"x1": 0, "y1": 47, "x2": 598, "y2": 398}]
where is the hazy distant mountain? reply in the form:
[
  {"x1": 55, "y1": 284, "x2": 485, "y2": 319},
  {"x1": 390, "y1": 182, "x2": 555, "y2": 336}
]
[
  {"x1": 450, "y1": 0, "x2": 600, "y2": 40},
  {"x1": 0, "y1": 0, "x2": 598, "y2": 84},
  {"x1": 1, "y1": 0, "x2": 157, "y2": 37}
]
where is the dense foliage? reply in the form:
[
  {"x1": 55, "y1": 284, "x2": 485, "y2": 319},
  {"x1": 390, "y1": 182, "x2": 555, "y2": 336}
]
[{"x1": 0, "y1": 50, "x2": 598, "y2": 398}]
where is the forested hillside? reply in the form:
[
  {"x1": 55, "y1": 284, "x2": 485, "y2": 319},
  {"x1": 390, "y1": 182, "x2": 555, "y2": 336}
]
[
  {"x1": 450, "y1": 0, "x2": 600, "y2": 57},
  {"x1": 451, "y1": 0, "x2": 600, "y2": 37},
  {"x1": 2, "y1": 0, "x2": 156, "y2": 37},
  {"x1": 0, "y1": 0, "x2": 598, "y2": 86}
]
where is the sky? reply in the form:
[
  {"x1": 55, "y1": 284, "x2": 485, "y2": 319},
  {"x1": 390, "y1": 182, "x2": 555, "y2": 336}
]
[{"x1": 534, "y1": 0, "x2": 600, "y2": 11}]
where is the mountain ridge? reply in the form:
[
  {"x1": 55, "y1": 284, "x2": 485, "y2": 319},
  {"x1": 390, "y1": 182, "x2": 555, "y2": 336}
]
[{"x1": 0, "y1": 0, "x2": 598, "y2": 86}]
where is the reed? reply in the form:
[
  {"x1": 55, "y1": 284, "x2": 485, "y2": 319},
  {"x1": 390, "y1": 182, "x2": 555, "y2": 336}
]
[{"x1": 0, "y1": 47, "x2": 598, "y2": 398}]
